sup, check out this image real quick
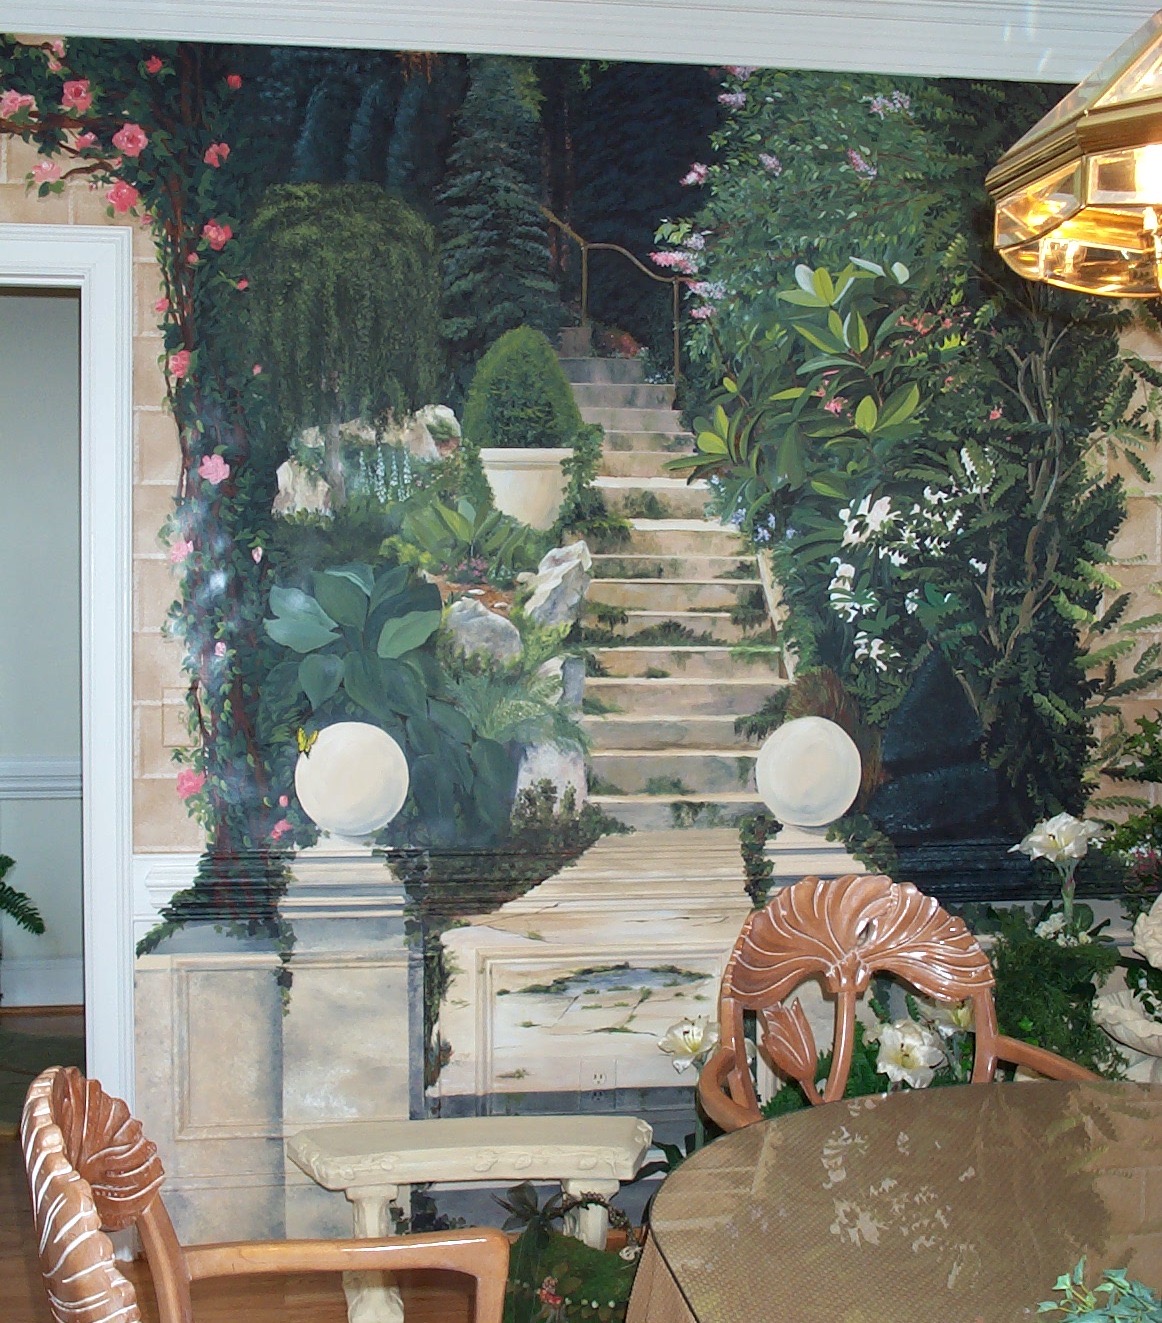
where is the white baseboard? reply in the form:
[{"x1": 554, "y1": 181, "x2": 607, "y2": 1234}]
[{"x1": 0, "y1": 955, "x2": 83, "y2": 1006}]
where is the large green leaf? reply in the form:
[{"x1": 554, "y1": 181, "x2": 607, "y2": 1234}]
[
  {"x1": 269, "y1": 585, "x2": 338, "y2": 630},
  {"x1": 342, "y1": 651, "x2": 391, "y2": 721},
  {"x1": 429, "y1": 699, "x2": 474, "y2": 745},
  {"x1": 299, "y1": 654, "x2": 344, "y2": 709},
  {"x1": 312, "y1": 569, "x2": 369, "y2": 630},
  {"x1": 379, "y1": 657, "x2": 429, "y2": 717},
  {"x1": 264, "y1": 613, "x2": 339, "y2": 653},
  {"x1": 324, "y1": 563, "x2": 375, "y2": 595},
  {"x1": 855, "y1": 396, "x2": 879, "y2": 435},
  {"x1": 876, "y1": 382, "x2": 920, "y2": 429},
  {"x1": 377, "y1": 609, "x2": 442, "y2": 659},
  {"x1": 368, "y1": 564, "x2": 412, "y2": 614}
]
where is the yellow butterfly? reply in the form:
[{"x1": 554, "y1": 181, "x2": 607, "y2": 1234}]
[{"x1": 296, "y1": 727, "x2": 319, "y2": 756}]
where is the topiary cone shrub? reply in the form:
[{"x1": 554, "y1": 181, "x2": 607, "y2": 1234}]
[{"x1": 462, "y1": 326, "x2": 583, "y2": 450}]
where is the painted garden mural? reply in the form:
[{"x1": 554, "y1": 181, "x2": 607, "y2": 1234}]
[{"x1": 7, "y1": 30, "x2": 1162, "y2": 1240}]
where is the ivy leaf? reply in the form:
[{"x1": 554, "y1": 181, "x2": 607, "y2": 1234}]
[{"x1": 377, "y1": 609, "x2": 442, "y2": 659}]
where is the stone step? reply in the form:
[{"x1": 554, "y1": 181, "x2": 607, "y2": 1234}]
[
  {"x1": 592, "y1": 792, "x2": 765, "y2": 832},
  {"x1": 582, "y1": 713, "x2": 756, "y2": 751},
  {"x1": 624, "y1": 519, "x2": 747, "y2": 557},
  {"x1": 571, "y1": 381, "x2": 675, "y2": 410},
  {"x1": 588, "y1": 645, "x2": 783, "y2": 680},
  {"x1": 580, "y1": 406, "x2": 685, "y2": 433},
  {"x1": 585, "y1": 675, "x2": 781, "y2": 718},
  {"x1": 602, "y1": 449, "x2": 695, "y2": 478},
  {"x1": 596, "y1": 476, "x2": 711, "y2": 520},
  {"x1": 603, "y1": 430, "x2": 693, "y2": 454},
  {"x1": 589, "y1": 577, "x2": 763, "y2": 612},
  {"x1": 586, "y1": 608, "x2": 773, "y2": 645},
  {"x1": 559, "y1": 357, "x2": 645, "y2": 385},
  {"x1": 591, "y1": 748, "x2": 758, "y2": 795},
  {"x1": 591, "y1": 553, "x2": 756, "y2": 581}
]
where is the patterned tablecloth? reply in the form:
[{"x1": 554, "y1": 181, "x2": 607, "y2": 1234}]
[{"x1": 629, "y1": 1081, "x2": 1162, "y2": 1323}]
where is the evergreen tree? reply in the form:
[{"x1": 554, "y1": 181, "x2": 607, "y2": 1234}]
[{"x1": 438, "y1": 55, "x2": 563, "y2": 388}]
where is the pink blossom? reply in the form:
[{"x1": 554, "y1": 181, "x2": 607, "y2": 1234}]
[
  {"x1": 823, "y1": 397, "x2": 846, "y2": 415},
  {"x1": 187, "y1": 252, "x2": 200, "y2": 265},
  {"x1": 235, "y1": 278, "x2": 249, "y2": 290},
  {"x1": 168, "y1": 536, "x2": 194, "y2": 564},
  {"x1": 112, "y1": 122, "x2": 148, "y2": 157},
  {"x1": 106, "y1": 179, "x2": 140, "y2": 213},
  {"x1": 988, "y1": 407, "x2": 1003, "y2": 420},
  {"x1": 846, "y1": 147, "x2": 877, "y2": 179},
  {"x1": 74, "y1": 130, "x2": 97, "y2": 149},
  {"x1": 176, "y1": 768, "x2": 206, "y2": 799},
  {"x1": 718, "y1": 91, "x2": 747, "y2": 109},
  {"x1": 32, "y1": 160, "x2": 61, "y2": 184},
  {"x1": 278, "y1": 794, "x2": 289, "y2": 807},
  {"x1": 144, "y1": 55, "x2": 164, "y2": 74},
  {"x1": 726, "y1": 65, "x2": 757, "y2": 79},
  {"x1": 168, "y1": 348, "x2": 191, "y2": 379},
  {"x1": 0, "y1": 89, "x2": 37, "y2": 118},
  {"x1": 199, "y1": 453, "x2": 230, "y2": 485},
  {"x1": 154, "y1": 296, "x2": 170, "y2": 313},
  {"x1": 214, "y1": 640, "x2": 227, "y2": 658},
  {"x1": 689, "y1": 305, "x2": 716, "y2": 320},
  {"x1": 47, "y1": 57, "x2": 62, "y2": 73},
  {"x1": 252, "y1": 363, "x2": 262, "y2": 375},
  {"x1": 759, "y1": 152, "x2": 782, "y2": 175},
  {"x1": 201, "y1": 219, "x2": 233, "y2": 251},
  {"x1": 203, "y1": 141, "x2": 231, "y2": 168},
  {"x1": 680, "y1": 162, "x2": 709, "y2": 187},
  {"x1": 270, "y1": 818, "x2": 292, "y2": 841},
  {"x1": 251, "y1": 545, "x2": 264, "y2": 563},
  {"x1": 650, "y1": 250, "x2": 698, "y2": 275},
  {"x1": 49, "y1": 40, "x2": 66, "y2": 57},
  {"x1": 60, "y1": 79, "x2": 91, "y2": 112},
  {"x1": 226, "y1": 73, "x2": 243, "y2": 90}
]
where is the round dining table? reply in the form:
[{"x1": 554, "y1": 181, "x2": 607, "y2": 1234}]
[{"x1": 629, "y1": 1081, "x2": 1162, "y2": 1323}]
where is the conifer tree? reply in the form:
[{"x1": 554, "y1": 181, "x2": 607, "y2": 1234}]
[{"x1": 438, "y1": 55, "x2": 562, "y2": 386}]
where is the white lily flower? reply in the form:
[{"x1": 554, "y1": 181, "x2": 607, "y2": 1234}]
[
  {"x1": 1134, "y1": 894, "x2": 1162, "y2": 971},
  {"x1": 868, "y1": 1019, "x2": 945, "y2": 1089},
  {"x1": 657, "y1": 1017, "x2": 719, "y2": 1073},
  {"x1": 1010, "y1": 813, "x2": 1105, "y2": 864}
]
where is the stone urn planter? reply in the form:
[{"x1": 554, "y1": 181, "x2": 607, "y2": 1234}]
[{"x1": 479, "y1": 447, "x2": 573, "y2": 531}]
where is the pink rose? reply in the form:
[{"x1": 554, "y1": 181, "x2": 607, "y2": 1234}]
[
  {"x1": 203, "y1": 141, "x2": 230, "y2": 168},
  {"x1": 145, "y1": 55, "x2": 164, "y2": 74},
  {"x1": 214, "y1": 641, "x2": 227, "y2": 658},
  {"x1": 60, "y1": 79, "x2": 91, "y2": 112},
  {"x1": 278, "y1": 794, "x2": 289, "y2": 807},
  {"x1": 154, "y1": 296, "x2": 170, "y2": 313},
  {"x1": 0, "y1": 89, "x2": 37, "y2": 118},
  {"x1": 226, "y1": 73, "x2": 243, "y2": 90},
  {"x1": 168, "y1": 348, "x2": 191, "y2": 379},
  {"x1": 112, "y1": 122, "x2": 148, "y2": 157},
  {"x1": 168, "y1": 536, "x2": 194, "y2": 563},
  {"x1": 235, "y1": 278, "x2": 249, "y2": 290},
  {"x1": 106, "y1": 179, "x2": 140, "y2": 213},
  {"x1": 988, "y1": 407, "x2": 1003, "y2": 420},
  {"x1": 49, "y1": 40, "x2": 66, "y2": 57},
  {"x1": 270, "y1": 818, "x2": 292, "y2": 841},
  {"x1": 32, "y1": 160, "x2": 61, "y2": 184},
  {"x1": 187, "y1": 252, "x2": 200, "y2": 265},
  {"x1": 251, "y1": 546, "x2": 264, "y2": 563},
  {"x1": 201, "y1": 219, "x2": 233, "y2": 251},
  {"x1": 176, "y1": 768, "x2": 206, "y2": 799},
  {"x1": 74, "y1": 130, "x2": 97, "y2": 149},
  {"x1": 680, "y1": 162, "x2": 709, "y2": 186},
  {"x1": 199, "y1": 453, "x2": 230, "y2": 485},
  {"x1": 252, "y1": 363, "x2": 262, "y2": 375}
]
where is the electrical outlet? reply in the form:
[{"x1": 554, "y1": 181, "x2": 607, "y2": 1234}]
[{"x1": 580, "y1": 1058, "x2": 616, "y2": 1110}]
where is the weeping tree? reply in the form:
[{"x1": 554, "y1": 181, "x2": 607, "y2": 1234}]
[{"x1": 247, "y1": 183, "x2": 444, "y2": 504}]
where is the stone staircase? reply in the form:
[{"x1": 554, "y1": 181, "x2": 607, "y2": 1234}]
[{"x1": 561, "y1": 355, "x2": 789, "y2": 832}]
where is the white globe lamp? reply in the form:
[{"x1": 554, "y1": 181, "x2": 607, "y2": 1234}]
[
  {"x1": 294, "y1": 721, "x2": 410, "y2": 841},
  {"x1": 755, "y1": 716, "x2": 861, "y2": 828}
]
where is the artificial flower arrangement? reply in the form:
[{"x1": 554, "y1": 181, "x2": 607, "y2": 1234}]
[{"x1": 1093, "y1": 892, "x2": 1162, "y2": 1073}]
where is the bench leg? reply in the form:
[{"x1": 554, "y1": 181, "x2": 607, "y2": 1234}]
[
  {"x1": 343, "y1": 1184, "x2": 405, "y2": 1323},
  {"x1": 561, "y1": 1178, "x2": 621, "y2": 1250}
]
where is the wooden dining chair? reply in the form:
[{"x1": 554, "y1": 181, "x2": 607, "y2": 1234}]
[
  {"x1": 21, "y1": 1064, "x2": 510, "y2": 1323},
  {"x1": 697, "y1": 872, "x2": 1097, "y2": 1132}
]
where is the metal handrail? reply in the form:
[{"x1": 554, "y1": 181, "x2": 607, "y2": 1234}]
[{"x1": 543, "y1": 206, "x2": 686, "y2": 386}]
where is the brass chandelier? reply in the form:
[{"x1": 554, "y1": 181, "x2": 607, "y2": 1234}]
[{"x1": 987, "y1": 10, "x2": 1162, "y2": 297}]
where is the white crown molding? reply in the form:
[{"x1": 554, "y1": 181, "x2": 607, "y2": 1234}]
[
  {"x1": 0, "y1": 0, "x2": 1157, "y2": 82},
  {"x1": 0, "y1": 756, "x2": 82, "y2": 800}
]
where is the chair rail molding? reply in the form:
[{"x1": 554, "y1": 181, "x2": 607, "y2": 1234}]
[
  {"x1": 0, "y1": 1, "x2": 1156, "y2": 82},
  {"x1": 0, "y1": 756, "x2": 83, "y2": 800},
  {"x1": 0, "y1": 224, "x2": 134, "y2": 1106}
]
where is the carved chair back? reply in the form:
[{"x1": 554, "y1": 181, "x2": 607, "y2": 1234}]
[
  {"x1": 697, "y1": 873, "x2": 1095, "y2": 1132},
  {"x1": 21, "y1": 1065, "x2": 510, "y2": 1323}
]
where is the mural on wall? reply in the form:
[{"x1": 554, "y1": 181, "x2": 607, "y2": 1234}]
[{"x1": 4, "y1": 35, "x2": 1162, "y2": 1135}]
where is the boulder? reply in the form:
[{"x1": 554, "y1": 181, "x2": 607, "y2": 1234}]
[
  {"x1": 443, "y1": 598, "x2": 522, "y2": 664},
  {"x1": 515, "y1": 742, "x2": 588, "y2": 806},
  {"x1": 536, "y1": 655, "x2": 586, "y2": 711},
  {"x1": 272, "y1": 459, "x2": 332, "y2": 518},
  {"x1": 523, "y1": 541, "x2": 592, "y2": 627}
]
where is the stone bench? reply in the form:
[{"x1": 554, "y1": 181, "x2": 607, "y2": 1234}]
[{"x1": 287, "y1": 1113, "x2": 653, "y2": 1323}]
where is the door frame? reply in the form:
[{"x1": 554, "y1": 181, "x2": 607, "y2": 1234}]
[{"x1": 0, "y1": 223, "x2": 135, "y2": 1105}]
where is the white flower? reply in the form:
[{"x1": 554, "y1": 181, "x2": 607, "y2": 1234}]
[
  {"x1": 1011, "y1": 813, "x2": 1105, "y2": 865},
  {"x1": 1134, "y1": 894, "x2": 1162, "y2": 970},
  {"x1": 657, "y1": 1017, "x2": 719, "y2": 1073},
  {"x1": 914, "y1": 995, "x2": 975, "y2": 1038},
  {"x1": 1095, "y1": 988, "x2": 1162, "y2": 1056},
  {"x1": 867, "y1": 1019, "x2": 945, "y2": 1089}
]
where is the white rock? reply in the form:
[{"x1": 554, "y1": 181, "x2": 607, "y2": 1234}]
[
  {"x1": 273, "y1": 458, "x2": 333, "y2": 517},
  {"x1": 444, "y1": 598, "x2": 522, "y2": 663},
  {"x1": 523, "y1": 540, "x2": 593, "y2": 627},
  {"x1": 515, "y1": 742, "x2": 587, "y2": 806},
  {"x1": 416, "y1": 404, "x2": 461, "y2": 450},
  {"x1": 536, "y1": 656, "x2": 586, "y2": 710}
]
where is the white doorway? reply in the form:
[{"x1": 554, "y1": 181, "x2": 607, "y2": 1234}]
[{"x1": 0, "y1": 225, "x2": 134, "y2": 1104}]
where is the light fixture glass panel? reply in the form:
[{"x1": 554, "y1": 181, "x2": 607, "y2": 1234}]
[
  {"x1": 994, "y1": 163, "x2": 1081, "y2": 247},
  {"x1": 1007, "y1": 228, "x2": 1159, "y2": 297},
  {"x1": 1088, "y1": 143, "x2": 1162, "y2": 204},
  {"x1": 1094, "y1": 15, "x2": 1162, "y2": 109}
]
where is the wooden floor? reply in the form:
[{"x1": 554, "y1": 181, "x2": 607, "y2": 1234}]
[{"x1": 0, "y1": 1009, "x2": 473, "y2": 1323}]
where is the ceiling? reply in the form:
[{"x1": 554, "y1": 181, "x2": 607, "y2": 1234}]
[{"x1": 0, "y1": 0, "x2": 1158, "y2": 83}]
